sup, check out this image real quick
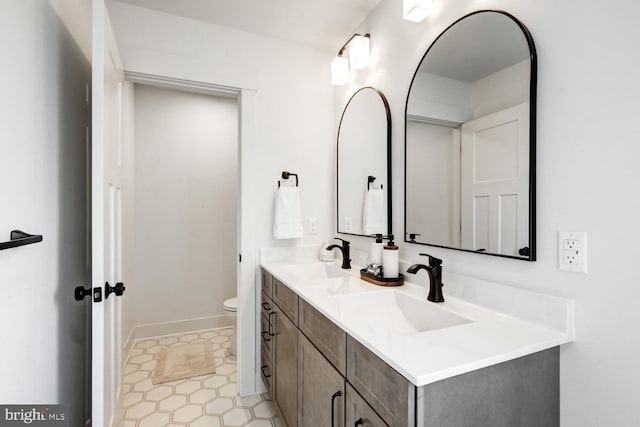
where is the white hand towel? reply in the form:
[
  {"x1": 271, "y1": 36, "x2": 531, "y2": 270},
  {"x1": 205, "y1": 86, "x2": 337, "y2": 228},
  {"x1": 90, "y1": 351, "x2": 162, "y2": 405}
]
[
  {"x1": 363, "y1": 188, "x2": 385, "y2": 235},
  {"x1": 273, "y1": 186, "x2": 304, "y2": 239}
]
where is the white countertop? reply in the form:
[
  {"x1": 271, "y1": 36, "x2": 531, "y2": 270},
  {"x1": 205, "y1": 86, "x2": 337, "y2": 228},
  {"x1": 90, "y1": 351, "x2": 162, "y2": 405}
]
[{"x1": 260, "y1": 246, "x2": 574, "y2": 387}]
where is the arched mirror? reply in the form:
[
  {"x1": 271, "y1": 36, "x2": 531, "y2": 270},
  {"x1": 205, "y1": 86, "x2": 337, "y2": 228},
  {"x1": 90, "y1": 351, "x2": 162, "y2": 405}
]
[
  {"x1": 405, "y1": 10, "x2": 536, "y2": 260},
  {"x1": 337, "y1": 87, "x2": 392, "y2": 237}
]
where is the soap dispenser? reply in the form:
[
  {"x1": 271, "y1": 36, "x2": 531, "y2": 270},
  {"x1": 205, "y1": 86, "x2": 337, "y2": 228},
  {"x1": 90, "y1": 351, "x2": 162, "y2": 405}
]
[
  {"x1": 382, "y1": 235, "x2": 399, "y2": 279},
  {"x1": 369, "y1": 234, "x2": 383, "y2": 266}
]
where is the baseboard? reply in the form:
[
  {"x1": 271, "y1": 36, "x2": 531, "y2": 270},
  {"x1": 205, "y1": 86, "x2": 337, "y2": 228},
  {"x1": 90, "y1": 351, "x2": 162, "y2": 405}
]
[
  {"x1": 123, "y1": 327, "x2": 136, "y2": 366},
  {"x1": 127, "y1": 315, "x2": 233, "y2": 343}
]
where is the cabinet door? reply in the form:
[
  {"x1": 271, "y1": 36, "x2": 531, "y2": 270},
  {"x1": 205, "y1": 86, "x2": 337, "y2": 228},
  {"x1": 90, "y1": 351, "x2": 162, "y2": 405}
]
[
  {"x1": 298, "y1": 333, "x2": 345, "y2": 427},
  {"x1": 345, "y1": 383, "x2": 388, "y2": 427},
  {"x1": 275, "y1": 309, "x2": 298, "y2": 427}
]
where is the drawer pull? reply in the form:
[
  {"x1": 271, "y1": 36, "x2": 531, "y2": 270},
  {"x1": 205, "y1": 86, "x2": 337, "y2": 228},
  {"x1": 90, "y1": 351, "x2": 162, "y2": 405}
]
[
  {"x1": 261, "y1": 364, "x2": 271, "y2": 378},
  {"x1": 268, "y1": 311, "x2": 276, "y2": 336},
  {"x1": 331, "y1": 390, "x2": 342, "y2": 427},
  {"x1": 354, "y1": 418, "x2": 363, "y2": 426},
  {"x1": 261, "y1": 331, "x2": 271, "y2": 342},
  {"x1": 261, "y1": 302, "x2": 271, "y2": 311}
]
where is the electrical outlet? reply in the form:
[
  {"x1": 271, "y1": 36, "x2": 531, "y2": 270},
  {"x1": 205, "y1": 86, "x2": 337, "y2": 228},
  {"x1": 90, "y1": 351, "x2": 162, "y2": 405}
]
[
  {"x1": 309, "y1": 217, "x2": 318, "y2": 235},
  {"x1": 563, "y1": 250, "x2": 579, "y2": 265},
  {"x1": 558, "y1": 232, "x2": 587, "y2": 273},
  {"x1": 344, "y1": 217, "x2": 352, "y2": 232}
]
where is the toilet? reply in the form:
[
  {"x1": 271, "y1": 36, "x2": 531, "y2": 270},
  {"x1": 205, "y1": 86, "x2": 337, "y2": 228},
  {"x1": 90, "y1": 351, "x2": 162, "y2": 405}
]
[{"x1": 223, "y1": 297, "x2": 237, "y2": 355}]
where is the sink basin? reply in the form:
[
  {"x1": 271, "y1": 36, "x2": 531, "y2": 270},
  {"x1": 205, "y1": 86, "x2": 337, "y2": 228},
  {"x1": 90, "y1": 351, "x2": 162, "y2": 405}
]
[
  {"x1": 337, "y1": 291, "x2": 471, "y2": 335},
  {"x1": 280, "y1": 263, "x2": 353, "y2": 280}
]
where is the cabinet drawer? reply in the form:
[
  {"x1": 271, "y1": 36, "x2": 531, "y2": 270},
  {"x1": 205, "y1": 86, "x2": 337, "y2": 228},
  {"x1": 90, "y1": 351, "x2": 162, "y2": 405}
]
[
  {"x1": 261, "y1": 268, "x2": 273, "y2": 298},
  {"x1": 346, "y1": 336, "x2": 415, "y2": 426},
  {"x1": 273, "y1": 278, "x2": 298, "y2": 324},
  {"x1": 260, "y1": 346, "x2": 273, "y2": 392},
  {"x1": 345, "y1": 383, "x2": 388, "y2": 427},
  {"x1": 299, "y1": 299, "x2": 346, "y2": 375}
]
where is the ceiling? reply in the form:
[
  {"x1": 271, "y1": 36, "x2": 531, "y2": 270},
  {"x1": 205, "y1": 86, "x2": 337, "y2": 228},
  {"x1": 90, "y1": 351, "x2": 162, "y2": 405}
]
[{"x1": 110, "y1": 0, "x2": 382, "y2": 52}]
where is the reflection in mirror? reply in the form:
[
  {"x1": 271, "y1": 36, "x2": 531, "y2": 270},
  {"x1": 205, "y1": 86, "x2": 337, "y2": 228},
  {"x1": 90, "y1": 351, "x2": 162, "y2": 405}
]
[
  {"x1": 405, "y1": 10, "x2": 536, "y2": 260},
  {"x1": 338, "y1": 87, "x2": 391, "y2": 237}
]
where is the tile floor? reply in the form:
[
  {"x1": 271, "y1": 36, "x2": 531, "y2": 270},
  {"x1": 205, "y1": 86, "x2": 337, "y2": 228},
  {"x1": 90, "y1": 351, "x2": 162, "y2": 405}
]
[{"x1": 120, "y1": 327, "x2": 283, "y2": 427}]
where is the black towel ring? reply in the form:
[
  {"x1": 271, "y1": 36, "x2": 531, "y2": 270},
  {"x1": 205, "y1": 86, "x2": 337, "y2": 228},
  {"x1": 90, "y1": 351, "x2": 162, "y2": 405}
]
[{"x1": 278, "y1": 171, "x2": 299, "y2": 187}]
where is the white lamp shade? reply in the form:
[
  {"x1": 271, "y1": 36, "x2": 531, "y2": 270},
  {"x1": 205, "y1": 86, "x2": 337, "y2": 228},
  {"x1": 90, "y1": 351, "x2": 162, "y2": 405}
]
[
  {"x1": 331, "y1": 56, "x2": 349, "y2": 85},
  {"x1": 403, "y1": 0, "x2": 433, "y2": 23},
  {"x1": 348, "y1": 35, "x2": 370, "y2": 70}
]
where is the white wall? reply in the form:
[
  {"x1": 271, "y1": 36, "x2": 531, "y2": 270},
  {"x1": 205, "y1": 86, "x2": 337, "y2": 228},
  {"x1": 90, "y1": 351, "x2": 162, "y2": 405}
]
[
  {"x1": 0, "y1": 1, "x2": 91, "y2": 424},
  {"x1": 336, "y1": 1, "x2": 640, "y2": 425},
  {"x1": 108, "y1": 0, "x2": 335, "y2": 251},
  {"x1": 132, "y1": 85, "x2": 238, "y2": 330}
]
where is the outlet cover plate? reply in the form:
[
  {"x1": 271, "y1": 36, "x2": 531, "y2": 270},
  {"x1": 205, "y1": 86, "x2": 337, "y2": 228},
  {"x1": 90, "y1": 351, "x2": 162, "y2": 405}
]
[{"x1": 558, "y1": 231, "x2": 587, "y2": 274}]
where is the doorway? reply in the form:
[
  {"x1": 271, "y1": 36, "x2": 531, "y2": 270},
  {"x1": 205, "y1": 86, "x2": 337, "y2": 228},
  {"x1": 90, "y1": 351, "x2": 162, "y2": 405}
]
[{"x1": 126, "y1": 83, "x2": 238, "y2": 343}]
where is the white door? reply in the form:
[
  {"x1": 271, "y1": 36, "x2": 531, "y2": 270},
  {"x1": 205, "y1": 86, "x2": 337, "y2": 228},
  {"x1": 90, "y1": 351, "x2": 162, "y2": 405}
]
[
  {"x1": 460, "y1": 102, "x2": 529, "y2": 256},
  {"x1": 92, "y1": 2, "x2": 125, "y2": 426}
]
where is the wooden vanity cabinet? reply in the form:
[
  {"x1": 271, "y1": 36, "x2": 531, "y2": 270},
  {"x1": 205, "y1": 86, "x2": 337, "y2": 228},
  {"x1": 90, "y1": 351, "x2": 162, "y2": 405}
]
[{"x1": 259, "y1": 268, "x2": 559, "y2": 427}]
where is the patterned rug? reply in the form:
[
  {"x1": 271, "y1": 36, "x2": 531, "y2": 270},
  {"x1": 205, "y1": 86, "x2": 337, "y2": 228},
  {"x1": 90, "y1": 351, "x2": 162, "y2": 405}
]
[{"x1": 152, "y1": 341, "x2": 216, "y2": 384}]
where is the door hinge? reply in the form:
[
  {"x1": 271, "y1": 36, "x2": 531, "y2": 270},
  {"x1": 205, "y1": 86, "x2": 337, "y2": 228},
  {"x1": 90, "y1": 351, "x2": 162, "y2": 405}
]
[{"x1": 239, "y1": 253, "x2": 242, "y2": 263}]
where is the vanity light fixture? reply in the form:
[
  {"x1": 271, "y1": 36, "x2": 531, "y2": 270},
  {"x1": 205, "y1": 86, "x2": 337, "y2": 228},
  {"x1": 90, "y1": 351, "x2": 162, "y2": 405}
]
[
  {"x1": 331, "y1": 56, "x2": 349, "y2": 85},
  {"x1": 331, "y1": 33, "x2": 371, "y2": 86},
  {"x1": 403, "y1": 0, "x2": 433, "y2": 23}
]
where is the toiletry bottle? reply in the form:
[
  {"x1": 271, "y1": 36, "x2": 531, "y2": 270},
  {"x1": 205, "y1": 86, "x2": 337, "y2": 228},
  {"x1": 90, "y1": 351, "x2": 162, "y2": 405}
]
[
  {"x1": 382, "y1": 235, "x2": 399, "y2": 279},
  {"x1": 369, "y1": 234, "x2": 383, "y2": 266}
]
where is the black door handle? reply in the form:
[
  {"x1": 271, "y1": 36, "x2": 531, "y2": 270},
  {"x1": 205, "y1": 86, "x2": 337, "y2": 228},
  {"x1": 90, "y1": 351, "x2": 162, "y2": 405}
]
[
  {"x1": 74, "y1": 286, "x2": 91, "y2": 301},
  {"x1": 261, "y1": 302, "x2": 271, "y2": 311},
  {"x1": 261, "y1": 331, "x2": 271, "y2": 342},
  {"x1": 75, "y1": 286, "x2": 102, "y2": 302},
  {"x1": 0, "y1": 230, "x2": 43, "y2": 251},
  {"x1": 331, "y1": 390, "x2": 342, "y2": 427},
  {"x1": 354, "y1": 418, "x2": 364, "y2": 426},
  {"x1": 105, "y1": 281, "x2": 126, "y2": 299}
]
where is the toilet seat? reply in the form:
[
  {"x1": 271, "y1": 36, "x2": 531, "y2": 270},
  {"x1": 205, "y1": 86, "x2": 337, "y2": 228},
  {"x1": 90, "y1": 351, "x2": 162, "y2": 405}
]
[{"x1": 223, "y1": 297, "x2": 237, "y2": 312}]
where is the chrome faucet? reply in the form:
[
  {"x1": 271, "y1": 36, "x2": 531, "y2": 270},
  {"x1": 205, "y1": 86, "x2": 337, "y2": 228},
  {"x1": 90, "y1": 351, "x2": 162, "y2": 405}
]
[
  {"x1": 326, "y1": 238, "x2": 351, "y2": 270},
  {"x1": 407, "y1": 253, "x2": 445, "y2": 303}
]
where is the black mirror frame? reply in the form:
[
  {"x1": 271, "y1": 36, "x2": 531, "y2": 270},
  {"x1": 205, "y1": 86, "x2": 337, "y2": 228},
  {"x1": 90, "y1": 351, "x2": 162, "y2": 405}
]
[
  {"x1": 337, "y1": 86, "x2": 393, "y2": 239},
  {"x1": 403, "y1": 10, "x2": 537, "y2": 261}
]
